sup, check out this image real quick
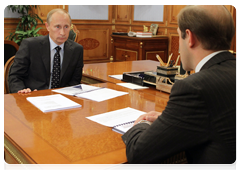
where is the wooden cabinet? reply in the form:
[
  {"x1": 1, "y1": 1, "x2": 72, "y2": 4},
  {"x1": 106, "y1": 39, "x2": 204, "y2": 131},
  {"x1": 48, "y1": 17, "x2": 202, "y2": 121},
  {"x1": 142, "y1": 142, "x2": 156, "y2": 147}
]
[{"x1": 111, "y1": 35, "x2": 168, "y2": 62}]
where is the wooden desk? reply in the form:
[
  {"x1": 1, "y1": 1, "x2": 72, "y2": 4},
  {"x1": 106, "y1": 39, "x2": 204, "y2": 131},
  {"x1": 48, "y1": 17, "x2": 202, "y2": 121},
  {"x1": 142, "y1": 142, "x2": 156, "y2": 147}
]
[
  {"x1": 82, "y1": 60, "x2": 159, "y2": 84},
  {"x1": 82, "y1": 60, "x2": 171, "y2": 97},
  {"x1": 4, "y1": 83, "x2": 169, "y2": 164},
  {"x1": 111, "y1": 35, "x2": 168, "y2": 62}
]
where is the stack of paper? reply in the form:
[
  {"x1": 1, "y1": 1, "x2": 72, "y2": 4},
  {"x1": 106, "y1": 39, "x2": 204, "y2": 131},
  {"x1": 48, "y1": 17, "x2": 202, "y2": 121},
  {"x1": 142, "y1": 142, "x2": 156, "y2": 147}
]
[
  {"x1": 136, "y1": 32, "x2": 152, "y2": 37},
  {"x1": 27, "y1": 94, "x2": 81, "y2": 113},
  {"x1": 86, "y1": 107, "x2": 146, "y2": 134}
]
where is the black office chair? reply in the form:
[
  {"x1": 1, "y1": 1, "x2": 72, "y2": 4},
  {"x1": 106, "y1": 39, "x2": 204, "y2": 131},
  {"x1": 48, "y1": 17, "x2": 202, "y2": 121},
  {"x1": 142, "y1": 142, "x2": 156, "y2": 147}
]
[
  {"x1": 4, "y1": 40, "x2": 19, "y2": 65},
  {"x1": 4, "y1": 56, "x2": 15, "y2": 94}
]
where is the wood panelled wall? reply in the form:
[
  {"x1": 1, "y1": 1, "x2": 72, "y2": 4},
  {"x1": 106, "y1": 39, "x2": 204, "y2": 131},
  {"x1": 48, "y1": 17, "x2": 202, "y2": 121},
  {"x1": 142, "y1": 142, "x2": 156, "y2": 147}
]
[{"x1": 4, "y1": 5, "x2": 236, "y2": 64}]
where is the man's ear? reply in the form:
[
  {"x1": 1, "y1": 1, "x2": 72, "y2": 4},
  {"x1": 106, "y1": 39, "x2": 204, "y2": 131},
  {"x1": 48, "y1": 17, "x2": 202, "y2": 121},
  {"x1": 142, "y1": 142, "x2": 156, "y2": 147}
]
[
  {"x1": 45, "y1": 22, "x2": 49, "y2": 31},
  {"x1": 185, "y1": 29, "x2": 195, "y2": 48}
]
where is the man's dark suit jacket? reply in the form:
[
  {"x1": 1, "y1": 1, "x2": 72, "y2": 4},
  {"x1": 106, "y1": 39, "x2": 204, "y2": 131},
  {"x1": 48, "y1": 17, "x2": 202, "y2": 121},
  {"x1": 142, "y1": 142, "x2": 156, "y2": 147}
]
[
  {"x1": 122, "y1": 52, "x2": 236, "y2": 164},
  {"x1": 9, "y1": 35, "x2": 84, "y2": 93}
]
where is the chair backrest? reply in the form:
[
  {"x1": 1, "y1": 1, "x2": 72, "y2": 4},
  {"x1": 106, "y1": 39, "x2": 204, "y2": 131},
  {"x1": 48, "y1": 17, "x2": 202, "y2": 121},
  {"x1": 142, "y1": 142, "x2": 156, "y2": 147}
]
[
  {"x1": 4, "y1": 56, "x2": 15, "y2": 94},
  {"x1": 4, "y1": 40, "x2": 19, "y2": 65},
  {"x1": 68, "y1": 24, "x2": 79, "y2": 42}
]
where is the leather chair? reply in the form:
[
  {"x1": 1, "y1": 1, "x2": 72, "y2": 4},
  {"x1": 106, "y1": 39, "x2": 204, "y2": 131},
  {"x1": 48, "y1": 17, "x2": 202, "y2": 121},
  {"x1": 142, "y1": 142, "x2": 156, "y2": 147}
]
[
  {"x1": 4, "y1": 56, "x2": 15, "y2": 94},
  {"x1": 4, "y1": 40, "x2": 19, "y2": 65},
  {"x1": 68, "y1": 24, "x2": 79, "y2": 42}
]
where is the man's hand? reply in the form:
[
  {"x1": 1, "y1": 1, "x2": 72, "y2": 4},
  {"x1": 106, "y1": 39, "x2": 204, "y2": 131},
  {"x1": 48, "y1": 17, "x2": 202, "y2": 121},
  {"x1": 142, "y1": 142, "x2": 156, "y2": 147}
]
[
  {"x1": 18, "y1": 88, "x2": 37, "y2": 94},
  {"x1": 134, "y1": 111, "x2": 162, "y2": 125}
]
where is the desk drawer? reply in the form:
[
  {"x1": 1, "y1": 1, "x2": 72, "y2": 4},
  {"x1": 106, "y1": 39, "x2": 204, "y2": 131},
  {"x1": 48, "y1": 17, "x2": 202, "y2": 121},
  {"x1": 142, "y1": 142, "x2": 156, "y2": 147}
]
[
  {"x1": 114, "y1": 40, "x2": 139, "y2": 49},
  {"x1": 116, "y1": 48, "x2": 138, "y2": 61}
]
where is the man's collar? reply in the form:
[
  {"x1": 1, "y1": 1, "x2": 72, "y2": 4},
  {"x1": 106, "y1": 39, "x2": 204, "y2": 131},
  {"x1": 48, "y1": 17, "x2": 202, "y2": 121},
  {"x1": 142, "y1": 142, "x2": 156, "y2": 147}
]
[
  {"x1": 49, "y1": 36, "x2": 64, "y2": 51},
  {"x1": 195, "y1": 51, "x2": 227, "y2": 73}
]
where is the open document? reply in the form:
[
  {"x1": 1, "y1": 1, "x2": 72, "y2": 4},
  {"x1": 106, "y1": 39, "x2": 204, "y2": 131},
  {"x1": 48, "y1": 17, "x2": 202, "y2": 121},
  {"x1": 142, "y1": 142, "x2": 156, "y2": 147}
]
[
  {"x1": 86, "y1": 107, "x2": 146, "y2": 134},
  {"x1": 52, "y1": 84, "x2": 101, "y2": 96},
  {"x1": 27, "y1": 94, "x2": 81, "y2": 113}
]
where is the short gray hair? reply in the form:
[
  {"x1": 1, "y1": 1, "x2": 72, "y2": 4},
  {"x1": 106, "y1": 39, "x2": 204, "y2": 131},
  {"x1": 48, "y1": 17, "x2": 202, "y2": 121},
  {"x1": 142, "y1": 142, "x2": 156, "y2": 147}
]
[{"x1": 46, "y1": 8, "x2": 71, "y2": 25}]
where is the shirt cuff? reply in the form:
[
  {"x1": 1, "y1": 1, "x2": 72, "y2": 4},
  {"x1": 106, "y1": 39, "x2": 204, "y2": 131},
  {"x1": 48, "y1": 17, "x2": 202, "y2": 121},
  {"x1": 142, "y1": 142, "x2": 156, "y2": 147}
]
[{"x1": 137, "y1": 120, "x2": 152, "y2": 126}]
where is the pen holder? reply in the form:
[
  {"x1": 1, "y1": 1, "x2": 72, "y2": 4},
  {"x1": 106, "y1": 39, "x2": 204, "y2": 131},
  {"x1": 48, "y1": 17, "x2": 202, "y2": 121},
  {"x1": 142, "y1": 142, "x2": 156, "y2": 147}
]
[
  {"x1": 156, "y1": 66, "x2": 178, "y2": 77},
  {"x1": 155, "y1": 66, "x2": 177, "y2": 93}
]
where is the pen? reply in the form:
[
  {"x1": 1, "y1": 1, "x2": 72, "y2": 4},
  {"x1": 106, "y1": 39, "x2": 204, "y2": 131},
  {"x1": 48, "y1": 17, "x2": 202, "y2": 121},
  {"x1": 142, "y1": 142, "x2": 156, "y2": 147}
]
[
  {"x1": 174, "y1": 55, "x2": 180, "y2": 67},
  {"x1": 156, "y1": 54, "x2": 165, "y2": 66},
  {"x1": 166, "y1": 53, "x2": 173, "y2": 67}
]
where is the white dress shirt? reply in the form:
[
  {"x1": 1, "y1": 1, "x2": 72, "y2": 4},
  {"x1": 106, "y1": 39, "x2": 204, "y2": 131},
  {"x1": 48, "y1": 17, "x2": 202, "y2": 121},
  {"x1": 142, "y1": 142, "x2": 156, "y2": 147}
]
[{"x1": 195, "y1": 51, "x2": 226, "y2": 73}]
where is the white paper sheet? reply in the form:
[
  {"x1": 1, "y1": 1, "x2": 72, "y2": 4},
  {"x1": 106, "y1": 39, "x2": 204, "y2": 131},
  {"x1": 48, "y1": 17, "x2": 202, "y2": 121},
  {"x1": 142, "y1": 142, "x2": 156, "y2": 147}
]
[
  {"x1": 117, "y1": 83, "x2": 149, "y2": 90},
  {"x1": 86, "y1": 107, "x2": 146, "y2": 127},
  {"x1": 27, "y1": 94, "x2": 81, "y2": 113},
  {"x1": 76, "y1": 88, "x2": 128, "y2": 102},
  {"x1": 108, "y1": 74, "x2": 123, "y2": 80}
]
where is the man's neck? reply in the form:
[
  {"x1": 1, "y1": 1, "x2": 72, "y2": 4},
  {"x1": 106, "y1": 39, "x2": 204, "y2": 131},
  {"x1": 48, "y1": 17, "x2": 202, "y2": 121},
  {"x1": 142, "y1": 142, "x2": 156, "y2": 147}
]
[
  {"x1": 49, "y1": 36, "x2": 64, "y2": 50},
  {"x1": 195, "y1": 50, "x2": 226, "y2": 72},
  {"x1": 193, "y1": 49, "x2": 217, "y2": 70}
]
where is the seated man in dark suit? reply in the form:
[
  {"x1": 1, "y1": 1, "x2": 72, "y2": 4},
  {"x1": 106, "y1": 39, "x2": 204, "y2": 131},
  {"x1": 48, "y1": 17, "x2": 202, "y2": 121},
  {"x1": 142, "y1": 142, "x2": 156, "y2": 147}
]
[
  {"x1": 9, "y1": 8, "x2": 84, "y2": 93},
  {"x1": 122, "y1": 5, "x2": 236, "y2": 164}
]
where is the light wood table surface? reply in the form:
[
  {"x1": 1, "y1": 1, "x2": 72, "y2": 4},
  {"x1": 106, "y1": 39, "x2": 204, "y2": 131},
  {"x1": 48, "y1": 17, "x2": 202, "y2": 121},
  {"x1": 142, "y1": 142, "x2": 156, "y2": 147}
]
[{"x1": 4, "y1": 83, "x2": 169, "y2": 164}]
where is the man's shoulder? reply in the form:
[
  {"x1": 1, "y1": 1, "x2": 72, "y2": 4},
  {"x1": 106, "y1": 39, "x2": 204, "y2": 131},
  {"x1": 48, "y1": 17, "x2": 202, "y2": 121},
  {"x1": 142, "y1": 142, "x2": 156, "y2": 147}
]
[
  {"x1": 172, "y1": 72, "x2": 209, "y2": 93},
  {"x1": 22, "y1": 35, "x2": 48, "y2": 44},
  {"x1": 66, "y1": 39, "x2": 83, "y2": 49}
]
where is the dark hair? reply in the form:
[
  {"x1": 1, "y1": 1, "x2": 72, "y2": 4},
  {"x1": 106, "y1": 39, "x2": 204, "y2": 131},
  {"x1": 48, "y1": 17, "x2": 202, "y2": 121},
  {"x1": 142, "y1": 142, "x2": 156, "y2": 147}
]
[{"x1": 177, "y1": 6, "x2": 235, "y2": 51}]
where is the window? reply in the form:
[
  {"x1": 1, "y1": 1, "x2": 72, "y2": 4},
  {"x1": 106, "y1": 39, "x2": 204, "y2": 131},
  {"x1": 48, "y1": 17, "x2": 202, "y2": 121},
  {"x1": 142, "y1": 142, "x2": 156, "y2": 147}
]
[
  {"x1": 68, "y1": 5, "x2": 108, "y2": 20},
  {"x1": 134, "y1": 5, "x2": 164, "y2": 22}
]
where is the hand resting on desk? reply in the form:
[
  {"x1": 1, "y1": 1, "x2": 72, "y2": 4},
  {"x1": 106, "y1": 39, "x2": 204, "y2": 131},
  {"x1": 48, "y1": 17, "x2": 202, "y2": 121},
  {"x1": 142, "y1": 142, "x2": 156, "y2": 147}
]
[
  {"x1": 18, "y1": 88, "x2": 37, "y2": 94},
  {"x1": 134, "y1": 111, "x2": 162, "y2": 125}
]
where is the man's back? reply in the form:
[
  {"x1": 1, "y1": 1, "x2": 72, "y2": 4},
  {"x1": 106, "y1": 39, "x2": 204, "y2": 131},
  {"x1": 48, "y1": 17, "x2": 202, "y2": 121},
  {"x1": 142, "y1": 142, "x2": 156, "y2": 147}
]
[
  {"x1": 183, "y1": 52, "x2": 236, "y2": 163},
  {"x1": 122, "y1": 52, "x2": 236, "y2": 164},
  {"x1": 122, "y1": 5, "x2": 236, "y2": 164}
]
